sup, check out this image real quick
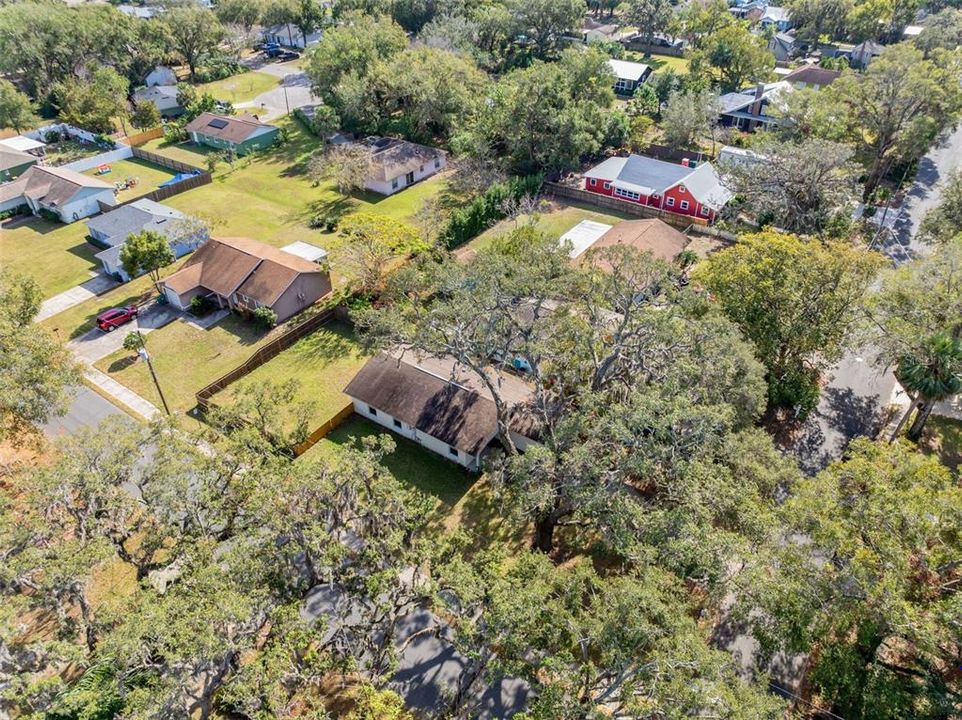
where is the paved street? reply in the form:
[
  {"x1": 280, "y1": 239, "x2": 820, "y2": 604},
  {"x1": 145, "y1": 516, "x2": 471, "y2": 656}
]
[
  {"x1": 786, "y1": 123, "x2": 962, "y2": 473},
  {"x1": 237, "y1": 58, "x2": 318, "y2": 121},
  {"x1": 43, "y1": 384, "x2": 127, "y2": 439}
]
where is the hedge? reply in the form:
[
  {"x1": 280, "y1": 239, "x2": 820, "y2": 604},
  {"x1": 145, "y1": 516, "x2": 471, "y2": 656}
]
[{"x1": 440, "y1": 174, "x2": 543, "y2": 248}]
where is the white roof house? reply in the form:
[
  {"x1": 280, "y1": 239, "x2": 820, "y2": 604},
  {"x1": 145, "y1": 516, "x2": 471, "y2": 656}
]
[
  {"x1": 559, "y1": 220, "x2": 613, "y2": 258},
  {"x1": 0, "y1": 136, "x2": 45, "y2": 154},
  {"x1": 281, "y1": 241, "x2": 328, "y2": 263}
]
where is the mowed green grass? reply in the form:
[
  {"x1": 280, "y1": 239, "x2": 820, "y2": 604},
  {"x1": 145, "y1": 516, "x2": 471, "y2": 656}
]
[
  {"x1": 0, "y1": 218, "x2": 100, "y2": 299},
  {"x1": 921, "y1": 415, "x2": 962, "y2": 471},
  {"x1": 196, "y1": 71, "x2": 280, "y2": 104},
  {"x1": 221, "y1": 321, "x2": 371, "y2": 429},
  {"x1": 82, "y1": 158, "x2": 177, "y2": 203},
  {"x1": 624, "y1": 51, "x2": 690, "y2": 75},
  {"x1": 140, "y1": 117, "x2": 447, "y2": 250},
  {"x1": 93, "y1": 313, "x2": 282, "y2": 417},
  {"x1": 469, "y1": 199, "x2": 637, "y2": 252}
]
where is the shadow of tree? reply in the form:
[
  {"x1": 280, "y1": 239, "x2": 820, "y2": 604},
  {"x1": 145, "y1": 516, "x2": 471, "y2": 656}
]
[{"x1": 106, "y1": 355, "x2": 138, "y2": 373}]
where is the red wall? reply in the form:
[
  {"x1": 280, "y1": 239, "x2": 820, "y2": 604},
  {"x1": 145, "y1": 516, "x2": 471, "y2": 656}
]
[{"x1": 584, "y1": 176, "x2": 717, "y2": 223}]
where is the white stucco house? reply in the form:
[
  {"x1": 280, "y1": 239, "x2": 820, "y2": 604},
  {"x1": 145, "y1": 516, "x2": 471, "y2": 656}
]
[
  {"x1": 0, "y1": 165, "x2": 116, "y2": 222},
  {"x1": 358, "y1": 137, "x2": 447, "y2": 197}
]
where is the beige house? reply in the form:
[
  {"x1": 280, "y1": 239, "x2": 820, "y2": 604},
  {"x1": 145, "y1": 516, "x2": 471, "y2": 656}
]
[
  {"x1": 360, "y1": 137, "x2": 446, "y2": 196},
  {"x1": 0, "y1": 165, "x2": 116, "y2": 222},
  {"x1": 160, "y1": 236, "x2": 330, "y2": 322}
]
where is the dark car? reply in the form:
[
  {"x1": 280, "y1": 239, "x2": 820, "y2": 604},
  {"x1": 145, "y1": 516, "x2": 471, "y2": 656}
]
[
  {"x1": 96, "y1": 306, "x2": 138, "y2": 332},
  {"x1": 277, "y1": 50, "x2": 301, "y2": 61}
]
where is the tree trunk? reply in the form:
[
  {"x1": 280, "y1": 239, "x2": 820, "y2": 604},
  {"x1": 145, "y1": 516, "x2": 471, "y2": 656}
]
[
  {"x1": 907, "y1": 398, "x2": 934, "y2": 441},
  {"x1": 889, "y1": 397, "x2": 918, "y2": 441},
  {"x1": 532, "y1": 512, "x2": 557, "y2": 554}
]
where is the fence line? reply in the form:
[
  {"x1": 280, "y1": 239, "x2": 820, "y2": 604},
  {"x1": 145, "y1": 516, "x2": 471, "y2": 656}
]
[
  {"x1": 131, "y1": 146, "x2": 204, "y2": 174},
  {"x1": 123, "y1": 127, "x2": 165, "y2": 146},
  {"x1": 59, "y1": 145, "x2": 134, "y2": 173},
  {"x1": 292, "y1": 403, "x2": 355, "y2": 457},
  {"x1": 195, "y1": 308, "x2": 337, "y2": 410},
  {"x1": 543, "y1": 182, "x2": 709, "y2": 229}
]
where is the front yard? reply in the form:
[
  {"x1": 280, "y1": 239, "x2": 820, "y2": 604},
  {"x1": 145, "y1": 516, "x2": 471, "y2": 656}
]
[
  {"x1": 1, "y1": 217, "x2": 99, "y2": 299},
  {"x1": 92, "y1": 313, "x2": 282, "y2": 417},
  {"x1": 220, "y1": 320, "x2": 371, "y2": 430},
  {"x1": 197, "y1": 71, "x2": 280, "y2": 104},
  {"x1": 81, "y1": 158, "x2": 178, "y2": 203}
]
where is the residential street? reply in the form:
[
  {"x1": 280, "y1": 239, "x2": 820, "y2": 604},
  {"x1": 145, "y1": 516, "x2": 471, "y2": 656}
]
[
  {"x1": 786, "y1": 123, "x2": 962, "y2": 473},
  {"x1": 237, "y1": 58, "x2": 318, "y2": 121}
]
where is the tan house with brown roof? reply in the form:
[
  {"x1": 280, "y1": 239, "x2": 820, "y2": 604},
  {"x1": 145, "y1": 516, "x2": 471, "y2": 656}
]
[
  {"x1": 560, "y1": 218, "x2": 690, "y2": 269},
  {"x1": 359, "y1": 137, "x2": 446, "y2": 196},
  {"x1": 160, "y1": 236, "x2": 331, "y2": 322},
  {"x1": 344, "y1": 350, "x2": 538, "y2": 471},
  {"x1": 185, "y1": 112, "x2": 280, "y2": 155},
  {"x1": 0, "y1": 164, "x2": 116, "y2": 222}
]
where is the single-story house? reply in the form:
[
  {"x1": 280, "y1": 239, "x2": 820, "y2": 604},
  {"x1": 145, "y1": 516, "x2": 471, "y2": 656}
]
[
  {"x1": 0, "y1": 165, "x2": 116, "y2": 222},
  {"x1": 261, "y1": 23, "x2": 321, "y2": 49},
  {"x1": 133, "y1": 85, "x2": 184, "y2": 118},
  {"x1": 184, "y1": 112, "x2": 280, "y2": 156},
  {"x1": 86, "y1": 199, "x2": 208, "y2": 281},
  {"x1": 718, "y1": 81, "x2": 792, "y2": 130},
  {"x1": 0, "y1": 135, "x2": 45, "y2": 157},
  {"x1": 0, "y1": 145, "x2": 39, "y2": 182},
  {"x1": 759, "y1": 5, "x2": 792, "y2": 31},
  {"x1": 583, "y1": 154, "x2": 731, "y2": 222},
  {"x1": 849, "y1": 39, "x2": 883, "y2": 69},
  {"x1": 160, "y1": 236, "x2": 331, "y2": 322},
  {"x1": 768, "y1": 32, "x2": 796, "y2": 62},
  {"x1": 145, "y1": 65, "x2": 178, "y2": 88},
  {"x1": 561, "y1": 218, "x2": 690, "y2": 267},
  {"x1": 360, "y1": 137, "x2": 446, "y2": 196},
  {"x1": 344, "y1": 351, "x2": 538, "y2": 472},
  {"x1": 608, "y1": 59, "x2": 652, "y2": 95},
  {"x1": 783, "y1": 65, "x2": 841, "y2": 90}
]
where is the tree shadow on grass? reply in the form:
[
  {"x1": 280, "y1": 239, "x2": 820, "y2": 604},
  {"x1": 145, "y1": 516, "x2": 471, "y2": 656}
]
[
  {"x1": 295, "y1": 196, "x2": 357, "y2": 225},
  {"x1": 288, "y1": 321, "x2": 359, "y2": 364},
  {"x1": 106, "y1": 355, "x2": 138, "y2": 373}
]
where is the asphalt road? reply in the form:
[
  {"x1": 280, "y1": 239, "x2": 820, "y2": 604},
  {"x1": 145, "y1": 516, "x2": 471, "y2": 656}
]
[
  {"x1": 42, "y1": 384, "x2": 126, "y2": 439},
  {"x1": 786, "y1": 123, "x2": 962, "y2": 474}
]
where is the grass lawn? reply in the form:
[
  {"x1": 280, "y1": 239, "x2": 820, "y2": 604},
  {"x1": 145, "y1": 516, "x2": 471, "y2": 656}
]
[
  {"x1": 625, "y1": 51, "x2": 690, "y2": 75},
  {"x1": 0, "y1": 217, "x2": 100, "y2": 299},
  {"x1": 141, "y1": 116, "x2": 448, "y2": 251},
  {"x1": 468, "y1": 199, "x2": 638, "y2": 252},
  {"x1": 138, "y1": 136, "x2": 216, "y2": 168},
  {"x1": 221, "y1": 321, "x2": 371, "y2": 429},
  {"x1": 82, "y1": 158, "x2": 178, "y2": 203},
  {"x1": 196, "y1": 71, "x2": 280, "y2": 104},
  {"x1": 93, "y1": 313, "x2": 281, "y2": 417},
  {"x1": 921, "y1": 415, "x2": 962, "y2": 471},
  {"x1": 303, "y1": 415, "x2": 530, "y2": 551}
]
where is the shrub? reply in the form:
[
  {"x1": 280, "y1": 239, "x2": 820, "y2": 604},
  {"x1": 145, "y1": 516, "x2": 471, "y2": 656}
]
[
  {"x1": 163, "y1": 122, "x2": 187, "y2": 144},
  {"x1": 0, "y1": 204, "x2": 28, "y2": 220},
  {"x1": 37, "y1": 208, "x2": 61, "y2": 222},
  {"x1": 252, "y1": 305, "x2": 277, "y2": 329},
  {"x1": 308, "y1": 212, "x2": 339, "y2": 231},
  {"x1": 440, "y1": 174, "x2": 543, "y2": 248},
  {"x1": 189, "y1": 295, "x2": 214, "y2": 316}
]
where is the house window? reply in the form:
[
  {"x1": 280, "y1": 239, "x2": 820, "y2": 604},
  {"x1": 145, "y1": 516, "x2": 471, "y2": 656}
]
[
  {"x1": 434, "y1": 158, "x2": 440, "y2": 169},
  {"x1": 680, "y1": 200, "x2": 690, "y2": 210},
  {"x1": 391, "y1": 178, "x2": 399, "y2": 190},
  {"x1": 678, "y1": 185, "x2": 686, "y2": 193},
  {"x1": 448, "y1": 446, "x2": 459, "y2": 458},
  {"x1": 393, "y1": 418, "x2": 402, "y2": 429},
  {"x1": 603, "y1": 182, "x2": 611, "y2": 190},
  {"x1": 589, "y1": 178, "x2": 596, "y2": 186},
  {"x1": 615, "y1": 186, "x2": 641, "y2": 201},
  {"x1": 666, "y1": 197, "x2": 675, "y2": 207},
  {"x1": 700, "y1": 206, "x2": 710, "y2": 217},
  {"x1": 368, "y1": 406, "x2": 377, "y2": 416},
  {"x1": 419, "y1": 165, "x2": 424, "y2": 173},
  {"x1": 405, "y1": 171, "x2": 415, "y2": 184}
]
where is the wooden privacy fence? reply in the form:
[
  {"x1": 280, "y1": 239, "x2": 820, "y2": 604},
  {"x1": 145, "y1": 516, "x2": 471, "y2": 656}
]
[
  {"x1": 292, "y1": 403, "x2": 355, "y2": 457},
  {"x1": 544, "y1": 182, "x2": 709, "y2": 229},
  {"x1": 132, "y1": 146, "x2": 204, "y2": 174},
  {"x1": 123, "y1": 127, "x2": 165, "y2": 146},
  {"x1": 195, "y1": 308, "x2": 336, "y2": 411}
]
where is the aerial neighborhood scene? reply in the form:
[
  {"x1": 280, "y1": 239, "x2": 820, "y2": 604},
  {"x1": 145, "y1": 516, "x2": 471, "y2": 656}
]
[{"x1": 3, "y1": 0, "x2": 962, "y2": 717}]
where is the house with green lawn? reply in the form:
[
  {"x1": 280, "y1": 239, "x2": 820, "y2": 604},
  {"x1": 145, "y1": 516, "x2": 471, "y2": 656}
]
[{"x1": 184, "y1": 112, "x2": 280, "y2": 156}]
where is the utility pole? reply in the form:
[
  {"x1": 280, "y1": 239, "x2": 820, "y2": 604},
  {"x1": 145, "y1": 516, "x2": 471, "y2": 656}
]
[{"x1": 135, "y1": 330, "x2": 171, "y2": 416}]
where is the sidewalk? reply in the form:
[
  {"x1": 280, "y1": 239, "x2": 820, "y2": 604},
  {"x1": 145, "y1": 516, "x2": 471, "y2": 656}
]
[
  {"x1": 84, "y1": 367, "x2": 161, "y2": 420},
  {"x1": 36, "y1": 273, "x2": 119, "y2": 322}
]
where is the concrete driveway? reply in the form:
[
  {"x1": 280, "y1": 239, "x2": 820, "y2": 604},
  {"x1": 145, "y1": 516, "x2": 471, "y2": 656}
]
[
  {"x1": 67, "y1": 304, "x2": 180, "y2": 365},
  {"x1": 237, "y1": 67, "x2": 318, "y2": 121},
  {"x1": 36, "y1": 272, "x2": 120, "y2": 323}
]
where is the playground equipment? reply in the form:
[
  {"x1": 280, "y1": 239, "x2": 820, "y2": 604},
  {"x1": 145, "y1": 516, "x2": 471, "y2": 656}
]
[
  {"x1": 95, "y1": 164, "x2": 111, "y2": 175},
  {"x1": 113, "y1": 176, "x2": 140, "y2": 192}
]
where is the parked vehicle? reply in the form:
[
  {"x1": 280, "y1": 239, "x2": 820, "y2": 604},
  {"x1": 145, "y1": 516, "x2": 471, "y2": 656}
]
[
  {"x1": 96, "y1": 306, "x2": 138, "y2": 332},
  {"x1": 277, "y1": 50, "x2": 300, "y2": 61}
]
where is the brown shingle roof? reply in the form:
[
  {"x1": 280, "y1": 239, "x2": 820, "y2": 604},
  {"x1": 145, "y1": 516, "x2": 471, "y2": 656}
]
[
  {"x1": 0, "y1": 146, "x2": 36, "y2": 173},
  {"x1": 365, "y1": 138, "x2": 445, "y2": 183},
  {"x1": 161, "y1": 236, "x2": 322, "y2": 304},
  {"x1": 0, "y1": 165, "x2": 112, "y2": 207},
  {"x1": 344, "y1": 351, "x2": 536, "y2": 454},
  {"x1": 784, "y1": 66, "x2": 841, "y2": 87},
  {"x1": 184, "y1": 112, "x2": 277, "y2": 144},
  {"x1": 578, "y1": 219, "x2": 689, "y2": 270}
]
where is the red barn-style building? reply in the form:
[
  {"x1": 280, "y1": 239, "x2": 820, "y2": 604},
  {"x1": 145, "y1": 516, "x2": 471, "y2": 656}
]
[{"x1": 583, "y1": 155, "x2": 731, "y2": 223}]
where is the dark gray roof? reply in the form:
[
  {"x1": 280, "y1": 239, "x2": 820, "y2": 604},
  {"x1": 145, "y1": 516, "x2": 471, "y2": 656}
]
[{"x1": 85, "y1": 199, "x2": 186, "y2": 247}]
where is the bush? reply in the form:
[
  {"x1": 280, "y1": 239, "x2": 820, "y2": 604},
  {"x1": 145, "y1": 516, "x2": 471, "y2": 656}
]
[
  {"x1": 194, "y1": 57, "x2": 246, "y2": 83},
  {"x1": 37, "y1": 208, "x2": 61, "y2": 222},
  {"x1": 163, "y1": 122, "x2": 187, "y2": 144},
  {"x1": 252, "y1": 305, "x2": 277, "y2": 329},
  {"x1": 0, "y1": 204, "x2": 28, "y2": 221},
  {"x1": 308, "y1": 212, "x2": 339, "y2": 231},
  {"x1": 189, "y1": 295, "x2": 214, "y2": 316},
  {"x1": 440, "y1": 174, "x2": 543, "y2": 248},
  {"x1": 769, "y1": 366, "x2": 821, "y2": 419}
]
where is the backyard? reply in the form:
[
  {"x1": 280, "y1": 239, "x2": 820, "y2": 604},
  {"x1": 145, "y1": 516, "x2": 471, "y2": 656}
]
[
  {"x1": 0, "y1": 217, "x2": 99, "y2": 299},
  {"x1": 139, "y1": 117, "x2": 448, "y2": 250},
  {"x1": 219, "y1": 320, "x2": 371, "y2": 430},
  {"x1": 624, "y1": 51, "x2": 690, "y2": 75},
  {"x1": 81, "y1": 158, "x2": 178, "y2": 203}
]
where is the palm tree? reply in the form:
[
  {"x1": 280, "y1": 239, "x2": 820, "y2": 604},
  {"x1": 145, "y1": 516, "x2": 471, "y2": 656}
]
[{"x1": 893, "y1": 333, "x2": 962, "y2": 441}]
